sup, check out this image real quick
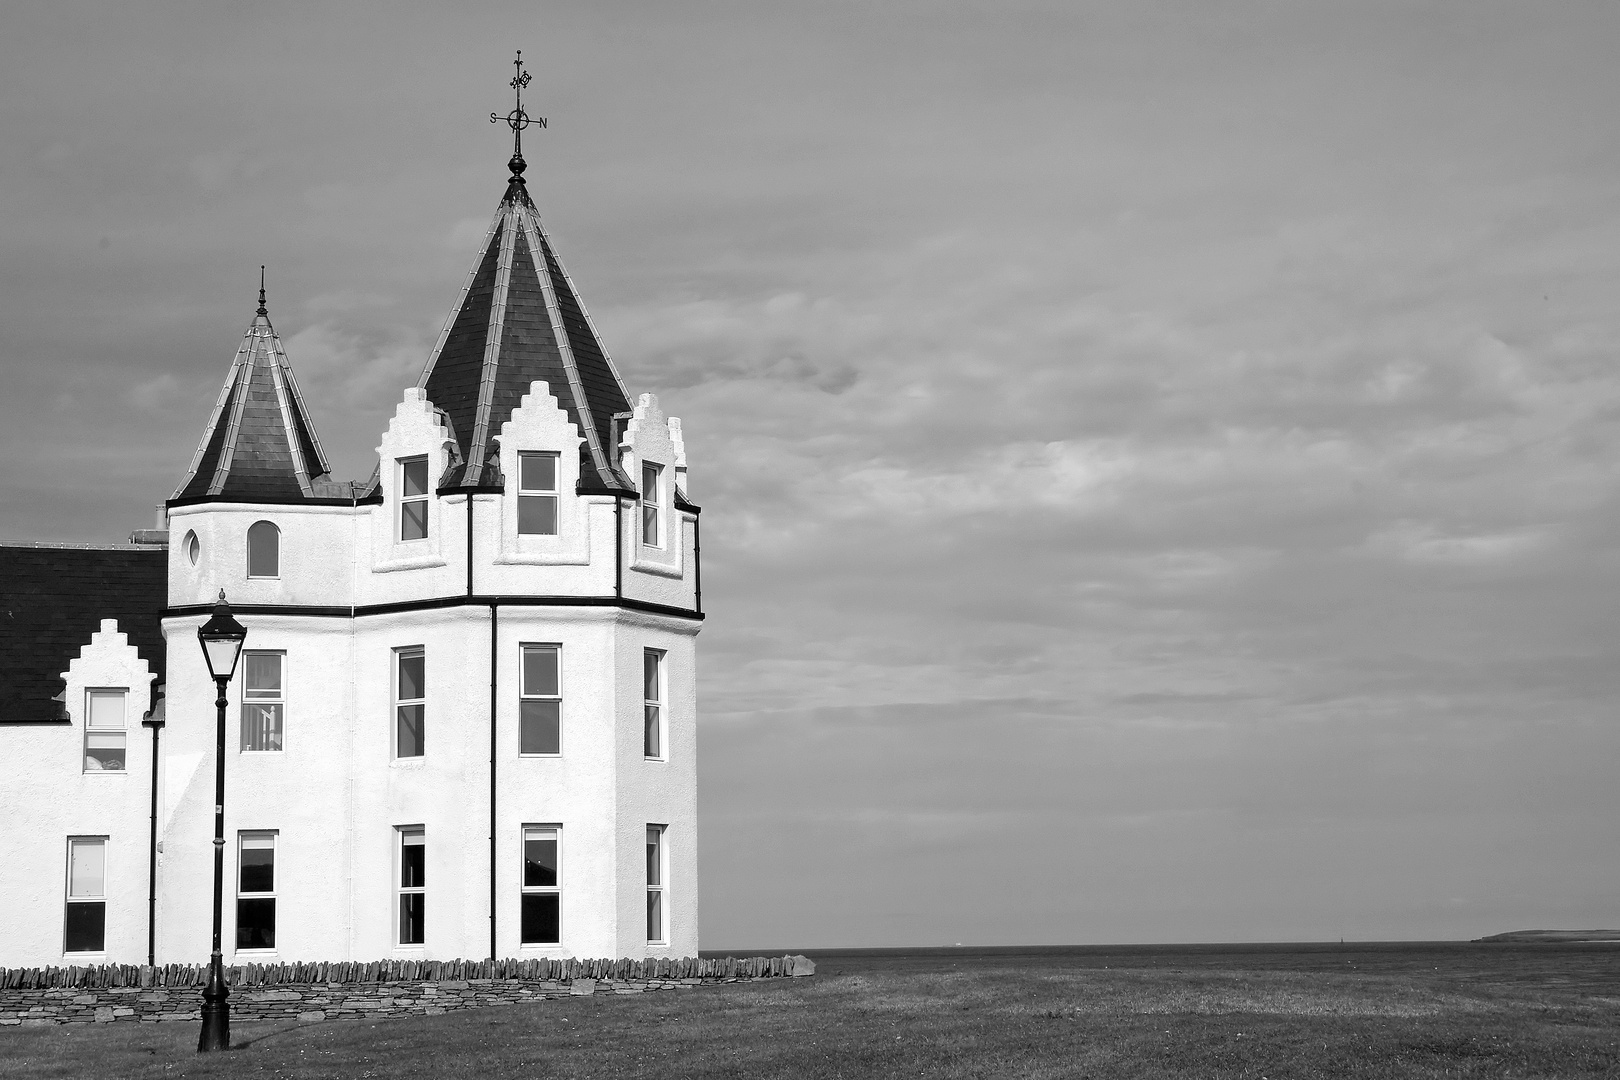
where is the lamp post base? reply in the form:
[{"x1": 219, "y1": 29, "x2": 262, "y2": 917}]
[{"x1": 197, "y1": 956, "x2": 230, "y2": 1052}]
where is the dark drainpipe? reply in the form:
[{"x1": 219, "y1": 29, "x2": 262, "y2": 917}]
[
  {"x1": 142, "y1": 707, "x2": 166, "y2": 967},
  {"x1": 488, "y1": 600, "x2": 498, "y2": 960}
]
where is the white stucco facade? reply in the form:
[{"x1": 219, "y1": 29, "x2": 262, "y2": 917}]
[{"x1": 0, "y1": 385, "x2": 702, "y2": 967}]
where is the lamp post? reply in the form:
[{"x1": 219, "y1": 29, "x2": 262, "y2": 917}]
[{"x1": 196, "y1": 590, "x2": 246, "y2": 1053}]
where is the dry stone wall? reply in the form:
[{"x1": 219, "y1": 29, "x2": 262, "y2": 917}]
[{"x1": 0, "y1": 955, "x2": 814, "y2": 1026}]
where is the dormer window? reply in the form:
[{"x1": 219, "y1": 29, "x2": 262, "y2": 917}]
[
  {"x1": 399, "y1": 457, "x2": 429, "y2": 541},
  {"x1": 83, "y1": 690, "x2": 127, "y2": 772},
  {"x1": 518, "y1": 452, "x2": 559, "y2": 536},
  {"x1": 641, "y1": 463, "x2": 663, "y2": 548},
  {"x1": 247, "y1": 521, "x2": 279, "y2": 578}
]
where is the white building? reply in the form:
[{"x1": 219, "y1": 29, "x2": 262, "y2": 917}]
[{"x1": 0, "y1": 143, "x2": 703, "y2": 967}]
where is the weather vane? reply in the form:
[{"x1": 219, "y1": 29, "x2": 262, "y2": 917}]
[{"x1": 491, "y1": 50, "x2": 546, "y2": 182}]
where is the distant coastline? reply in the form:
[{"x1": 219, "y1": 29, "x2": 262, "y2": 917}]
[{"x1": 1474, "y1": 929, "x2": 1620, "y2": 943}]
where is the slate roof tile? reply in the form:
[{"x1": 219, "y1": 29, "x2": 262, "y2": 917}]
[
  {"x1": 416, "y1": 176, "x2": 635, "y2": 494},
  {"x1": 0, "y1": 544, "x2": 166, "y2": 722}
]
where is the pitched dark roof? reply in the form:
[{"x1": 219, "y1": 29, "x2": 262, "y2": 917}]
[
  {"x1": 0, "y1": 544, "x2": 167, "y2": 722},
  {"x1": 418, "y1": 175, "x2": 635, "y2": 494},
  {"x1": 171, "y1": 298, "x2": 337, "y2": 504}
]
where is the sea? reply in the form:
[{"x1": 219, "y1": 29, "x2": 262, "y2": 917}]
[{"x1": 706, "y1": 941, "x2": 1620, "y2": 997}]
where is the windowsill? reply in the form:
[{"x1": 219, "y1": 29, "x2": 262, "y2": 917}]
[
  {"x1": 630, "y1": 550, "x2": 682, "y2": 578},
  {"x1": 374, "y1": 553, "x2": 447, "y2": 574},
  {"x1": 81, "y1": 770, "x2": 127, "y2": 777},
  {"x1": 239, "y1": 750, "x2": 285, "y2": 756},
  {"x1": 233, "y1": 950, "x2": 278, "y2": 959},
  {"x1": 247, "y1": 576, "x2": 280, "y2": 582},
  {"x1": 643, "y1": 756, "x2": 667, "y2": 763},
  {"x1": 517, "y1": 753, "x2": 562, "y2": 760},
  {"x1": 64, "y1": 952, "x2": 107, "y2": 961},
  {"x1": 392, "y1": 756, "x2": 427, "y2": 765}
]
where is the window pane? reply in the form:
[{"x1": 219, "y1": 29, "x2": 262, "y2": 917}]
[
  {"x1": 400, "y1": 499, "x2": 428, "y2": 541},
  {"x1": 236, "y1": 898, "x2": 276, "y2": 949},
  {"x1": 243, "y1": 653, "x2": 281, "y2": 696},
  {"x1": 644, "y1": 705, "x2": 660, "y2": 758},
  {"x1": 240, "y1": 704, "x2": 284, "y2": 751},
  {"x1": 644, "y1": 652, "x2": 660, "y2": 703},
  {"x1": 521, "y1": 648, "x2": 558, "y2": 696},
  {"x1": 642, "y1": 463, "x2": 659, "y2": 500},
  {"x1": 68, "y1": 841, "x2": 105, "y2": 898},
  {"x1": 397, "y1": 653, "x2": 425, "y2": 701},
  {"x1": 642, "y1": 503, "x2": 658, "y2": 546},
  {"x1": 64, "y1": 902, "x2": 106, "y2": 953},
  {"x1": 397, "y1": 705, "x2": 425, "y2": 757},
  {"x1": 646, "y1": 829, "x2": 662, "y2": 887},
  {"x1": 84, "y1": 732, "x2": 126, "y2": 771},
  {"x1": 87, "y1": 690, "x2": 126, "y2": 728},
  {"x1": 519, "y1": 452, "x2": 556, "y2": 492},
  {"x1": 523, "y1": 834, "x2": 557, "y2": 888},
  {"x1": 247, "y1": 521, "x2": 279, "y2": 577},
  {"x1": 518, "y1": 494, "x2": 558, "y2": 535},
  {"x1": 519, "y1": 700, "x2": 560, "y2": 755},
  {"x1": 185, "y1": 531, "x2": 200, "y2": 565},
  {"x1": 521, "y1": 893, "x2": 560, "y2": 945},
  {"x1": 402, "y1": 458, "x2": 429, "y2": 497},
  {"x1": 240, "y1": 839, "x2": 274, "y2": 893},
  {"x1": 401, "y1": 834, "x2": 425, "y2": 888},
  {"x1": 646, "y1": 891, "x2": 662, "y2": 942},
  {"x1": 399, "y1": 894, "x2": 425, "y2": 945}
]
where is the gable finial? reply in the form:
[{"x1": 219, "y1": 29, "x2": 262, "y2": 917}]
[
  {"x1": 489, "y1": 49, "x2": 546, "y2": 186},
  {"x1": 257, "y1": 266, "x2": 267, "y2": 317}
]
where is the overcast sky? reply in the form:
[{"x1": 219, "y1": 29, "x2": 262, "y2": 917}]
[{"x1": 5, "y1": 1, "x2": 1620, "y2": 949}]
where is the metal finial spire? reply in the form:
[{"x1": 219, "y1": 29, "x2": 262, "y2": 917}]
[
  {"x1": 490, "y1": 50, "x2": 546, "y2": 184},
  {"x1": 257, "y1": 266, "x2": 267, "y2": 317}
]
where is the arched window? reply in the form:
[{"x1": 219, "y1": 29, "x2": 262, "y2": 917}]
[
  {"x1": 247, "y1": 521, "x2": 280, "y2": 579},
  {"x1": 184, "y1": 530, "x2": 200, "y2": 565}
]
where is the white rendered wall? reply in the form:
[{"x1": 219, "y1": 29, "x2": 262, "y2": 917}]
[
  {"x1": 149, "y1": 382, "x2": 701, "y2": 964},
  {"x1": 0, "y1": 622, "x2": 158, "y2": 966}
]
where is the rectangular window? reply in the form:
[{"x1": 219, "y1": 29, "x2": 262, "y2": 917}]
[
  {"x1": 641, "y1": 463, "x2": 662, "y2": 547},
  {"x1": 84, "y1": 689, "x2": 127, "y2": 772},
  {"x1": 519, "y1": 645, "x2": 561, "y2": 755},
  {"x1": 643, "y1": 649, "x2": 664, "y2": 759},
  {"x1": 64, "y1": 837, "x2": 107, "y2": 954},
  {"x1": 400, "y1": 456, "x2": 429, "y2": 541},
  {"x1": 646, "y1": 825, "x2": 666, "y2": 944},
  {"x1": 399, "y1": 828, "x2": 425, "y2": 945},
  {"x1": 240, "y1": 652, "x2": 285, "y2": 752},
  {"x1": 518, "y1": 451, "x2": 560, "y2": 535},
  {"x1": 520, "y1": 826, "x2": 560, "y2": 945},
  {"x1": 236, "y1": 832, "x2": 276, "y2": 951},
  {"x1": 396, "y1": 648, "x2": 425, "y2": 758}
]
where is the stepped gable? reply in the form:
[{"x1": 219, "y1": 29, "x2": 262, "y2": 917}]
[
  {"x1": 0, "y1": 544, "x2": 167, "y2": 722},
  {"x1": 171, "y1": 288, "x2": 337, "y2": 504},
  {"x1": 418, "y1": 173, "x2": 635, "y2": 495}
]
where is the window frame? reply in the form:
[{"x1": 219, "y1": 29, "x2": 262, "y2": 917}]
[
  {"x1": 235, "y1": 831, "x2": 277, "y2": 953},
  {"x1": 64, "y1": 836, "x2": 108, "y2": 955},
  {"x1": 517, "y1": 451, "x2": 561, "y2": 536},
  {"x1": 83, "y1": 688, "x2": 128, "y2": 774},
  {"x1": 518, "y1": 643, "x2": 562, "y2": 757},
  {"x1": 394, "y1": 647, "x2": 425, "y2": 759},
  {"x1": 640, "y1": 462, "x2": 663, "y2": 548},
  {"x1": 646, "y1": 824, "x2": 667, "y2": 945},
  {"x1": 398, "y1": 456, "x2": 430, "y2": 542},
  {"x1": 520, "y1": 825, "x2": 562, "y2": 946},
  {"x1": 240, "y1": 651, "x2": 286, "y2": 753},
  {"x1": 397, "y1": 826, "x2": 425, "y2": 947},
  {"x1": 246, "y1": 520, "x2": 280, "y2": 579},
  {"x1": 184, "y1": 530, "x2": 200, "y2": 565},
  {"x1": 643, "y1": 649, "x2": 665, "y2": 760}
]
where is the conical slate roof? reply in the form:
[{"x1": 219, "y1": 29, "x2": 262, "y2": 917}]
[
  {"x1": 171, "y1": 291, "x2": 334, "y2": 503},
  {"x1": 418, "y1": 170, "x2": 634, "y2": 494}
]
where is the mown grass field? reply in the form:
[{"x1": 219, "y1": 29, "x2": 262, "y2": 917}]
[{"x1": 3, "y1": 943, "x2": 1617, "y2": 1078}]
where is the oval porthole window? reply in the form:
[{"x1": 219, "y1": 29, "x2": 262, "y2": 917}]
[{"x1": 185, "y1": 531, "x2": 200, "y2": 565}]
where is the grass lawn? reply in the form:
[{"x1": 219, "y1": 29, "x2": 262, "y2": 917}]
[{"x1": 3, "y1": 945, "x2": 1617, "y2": 1078}]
